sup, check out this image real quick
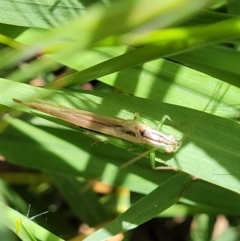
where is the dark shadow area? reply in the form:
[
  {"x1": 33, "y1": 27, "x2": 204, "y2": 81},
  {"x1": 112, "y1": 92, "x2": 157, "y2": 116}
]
[{"x1": 131, "y1": 217, "x2": 192, "y2": 241}]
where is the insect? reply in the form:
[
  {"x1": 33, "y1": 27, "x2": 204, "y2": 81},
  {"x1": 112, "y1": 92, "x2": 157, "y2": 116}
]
[{"x1": 13, "y1": 98, "x2": 180, "y2": 169}]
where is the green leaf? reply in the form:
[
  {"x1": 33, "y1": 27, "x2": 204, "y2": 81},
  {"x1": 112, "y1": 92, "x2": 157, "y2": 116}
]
[
  {"x1": 83, "y1": 173, "x2": 193, "y2": 240},
  {"x1": 1, "y1": 79, "x2": 240, "y2": 197},
  {"x1": 0, "y1": 0, "x2": 85, "y2": 28},
  {"x1": 0, "y1": 202, "x2": 65, "y2": 241}
]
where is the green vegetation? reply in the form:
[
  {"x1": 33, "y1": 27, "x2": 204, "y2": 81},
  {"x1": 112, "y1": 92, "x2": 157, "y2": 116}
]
[{"x1": 0, "y1": 1, "x2": 240, "y2": 240}]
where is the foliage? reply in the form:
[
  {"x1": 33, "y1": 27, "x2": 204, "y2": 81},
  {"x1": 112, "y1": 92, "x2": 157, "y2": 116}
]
[{"x1": 0, "y1": 0, "x2": 240, "y2": 240}]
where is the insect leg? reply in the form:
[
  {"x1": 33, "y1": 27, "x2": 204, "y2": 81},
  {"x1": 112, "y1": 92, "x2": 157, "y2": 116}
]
[{"x1": 157, "y1": 115, "x2": 172, "y2": 130}]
